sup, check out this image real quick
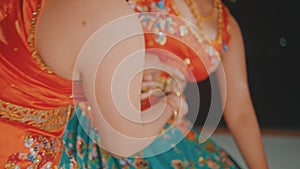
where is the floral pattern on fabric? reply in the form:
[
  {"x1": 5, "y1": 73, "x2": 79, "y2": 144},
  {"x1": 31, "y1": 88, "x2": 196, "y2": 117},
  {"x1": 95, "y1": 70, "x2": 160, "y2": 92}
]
[
  {"x1": 5, "y1": 133, "x2": 62, "y2": 169},
  {"x1": 60, "y1": 107, "x2": 241, "y2": 169},
  {"x1": 60, "y1": 108, "x2": 102, "y2": 169}
]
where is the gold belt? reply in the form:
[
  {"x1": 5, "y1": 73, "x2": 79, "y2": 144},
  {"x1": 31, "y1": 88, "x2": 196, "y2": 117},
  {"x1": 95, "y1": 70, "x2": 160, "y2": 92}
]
[{"x1": 0, "y1": 99, "x2": 74, "y2": 132}]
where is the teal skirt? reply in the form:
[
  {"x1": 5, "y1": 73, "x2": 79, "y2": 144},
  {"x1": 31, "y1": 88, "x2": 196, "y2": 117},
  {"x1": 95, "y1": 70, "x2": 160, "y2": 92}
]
[{"x1": 60, "y1": 107, "x2": 241, "y2": 169}]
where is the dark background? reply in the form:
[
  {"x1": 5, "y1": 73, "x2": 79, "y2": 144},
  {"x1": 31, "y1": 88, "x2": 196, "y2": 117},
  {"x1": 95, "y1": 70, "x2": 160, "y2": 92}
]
[{"x1": 190, "y1": 0, "x2": 300, "y2": 130}]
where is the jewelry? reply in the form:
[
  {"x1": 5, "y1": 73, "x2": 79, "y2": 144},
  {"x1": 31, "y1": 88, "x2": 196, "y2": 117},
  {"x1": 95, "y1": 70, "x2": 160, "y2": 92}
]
[
  {"x1": 172, "y1": 0, "x2": 224, "y2": 46},
  {"x1": 172, "y1": 109, "x2": 179, "y2": 122},
  {"x1": 160, "y1": 102, "x2": 179, "y2": 135},
  {"x1": 187, "y1": 0, "x2": 223, "y2": 45},
  {"x1": 166, "y1": 94, "x2": 181, "y2": 123},
  {"x1": 185, "y1": 0, "x2": 218, "y2": 23},
  {"x1": 87, "y1": 105, "x2": 92, "y2": 112}
]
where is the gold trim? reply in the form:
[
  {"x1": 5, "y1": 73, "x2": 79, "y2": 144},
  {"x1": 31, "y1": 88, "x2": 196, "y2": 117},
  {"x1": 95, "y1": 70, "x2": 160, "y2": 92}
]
[
  {"x1": 27, "y1": 2, "x2": 53, "y2": 73},
  {"x1": 0, "y1": 99, "x2": 74, "y2": 132}
]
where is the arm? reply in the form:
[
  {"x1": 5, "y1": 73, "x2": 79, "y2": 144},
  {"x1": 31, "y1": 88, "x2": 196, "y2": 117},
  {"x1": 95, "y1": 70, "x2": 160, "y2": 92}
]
[
  {"x1": 216, "y1": 16, "x2": 269, "y2": 168},
  {"x1": 36, "y1": 0, "x2": 186, "y2": 157},
  {"x1": 76, "y1": 0, "x2": 186, "y2": 157}
]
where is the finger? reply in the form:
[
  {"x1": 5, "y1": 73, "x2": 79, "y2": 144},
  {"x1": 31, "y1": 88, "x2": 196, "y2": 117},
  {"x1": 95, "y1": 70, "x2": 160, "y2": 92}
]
[
  {"x1": 166, "y1": 94, "x2": 188, "y2": 121},
  {"x1": 141, "y1": 89, "x2": 154, "y2": 100},
  {"x1": 141, "y1": 89, "x2": 165, "y2": 100},
  {"x1": 141, "y1": 81, "x2": 164, "y2": 90},
  {"x1": 179, "y1": 97, "x2": 188, "y2": 116},
  {"x1": 143, "y1": 69, "x2": 157, "y2": 81}
]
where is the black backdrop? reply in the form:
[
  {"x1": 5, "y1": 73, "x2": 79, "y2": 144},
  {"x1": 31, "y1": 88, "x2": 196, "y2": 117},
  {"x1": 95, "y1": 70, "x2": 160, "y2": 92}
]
[{"x1": 191, "y1": 0, "x2": 300, "y2": 130}]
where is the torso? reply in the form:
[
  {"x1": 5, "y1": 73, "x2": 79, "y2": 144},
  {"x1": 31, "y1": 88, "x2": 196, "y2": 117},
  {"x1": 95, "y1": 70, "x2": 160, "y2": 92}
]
[
  {"x1": 36, "y1": 0, "x2": 137, "y2": 79},
  {"x1": 128, "y1": 0, "x2": 230, "y2": 82},
  {"x1": 36, "y1": 0, "x2": 229, "y2": 81},
  {"x1": 0, "y1": 1, "x2": 141, "y2": 167},
  {"x1": 0, "y1": 0, "x2": 231, "y2": 167}
]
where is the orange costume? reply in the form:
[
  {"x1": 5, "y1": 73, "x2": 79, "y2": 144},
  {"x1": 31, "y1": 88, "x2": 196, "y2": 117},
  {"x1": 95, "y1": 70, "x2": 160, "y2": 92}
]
[
  {"x1": 129, "y1": 0, "x2": 230, "y2": 82},
  {"x1": 0, "y1": 0, "x2": 73, "y2": 168},
  {"x1": 0, "y1": 0, "x2": 232, "y2": 168},
  {"x1": 134, "y1": 0, "x2": 230, "y2": 109}
]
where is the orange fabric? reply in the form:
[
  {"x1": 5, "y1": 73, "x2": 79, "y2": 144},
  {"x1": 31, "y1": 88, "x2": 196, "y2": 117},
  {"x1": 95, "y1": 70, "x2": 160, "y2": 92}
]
[
  {"x1": 0, "y1": 0, "x2": 231, "y2": 167},
  {"x1": 135, "y1": 0, "x2": 231, "y2": 110},
  {"x1": 0, "y1": 0, "x2": 72, "y2": 167},
  {"x1": 0, "y1": 0, "x2": 73, "y2": 110},
  {"x1": 131, "y1": 0, "x2": 231, "y2": 82},
  {"x1": 0, "y1": 118, "x2": 64, "y2": 168}
]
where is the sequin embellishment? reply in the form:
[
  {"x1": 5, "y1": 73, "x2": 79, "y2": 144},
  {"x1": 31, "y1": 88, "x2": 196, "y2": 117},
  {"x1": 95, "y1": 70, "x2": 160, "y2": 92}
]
[
  {"x1": 0, "y1": 99, "x2": 74, "y2": 132},
  {"x1": 5, "y1": 134, "x2": 62, "y2": 169}
]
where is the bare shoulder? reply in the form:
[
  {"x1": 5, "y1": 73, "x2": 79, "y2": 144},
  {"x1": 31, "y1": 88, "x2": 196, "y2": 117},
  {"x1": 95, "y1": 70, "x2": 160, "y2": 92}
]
[
  {"x1": 221, "y1": 10, "x2": 246, "y2": 62},
  {"x1": 227, "y1": 12, "x2": 244, "y2": 48},
  {"x1": 36, "y1": 0, "x2": 137, "y2": 79}
]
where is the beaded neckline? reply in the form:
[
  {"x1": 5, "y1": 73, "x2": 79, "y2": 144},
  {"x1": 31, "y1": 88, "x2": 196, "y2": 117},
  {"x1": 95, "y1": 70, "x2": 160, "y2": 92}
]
[
  {"x1": 170, "y1": 0, "x2": 229, "y2": 53},
  {"x1": 171, "y1": 0, "x2": 223, "y2": 47}
]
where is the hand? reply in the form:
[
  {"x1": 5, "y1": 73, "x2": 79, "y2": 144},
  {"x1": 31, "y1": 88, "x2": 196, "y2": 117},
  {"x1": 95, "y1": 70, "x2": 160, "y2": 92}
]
[
  {"x1": 165, "y1": 92, "x2": 188, "y2": 124},
  {"x1": 142, "y1": 54, "x2": 187, "y2": 98}
]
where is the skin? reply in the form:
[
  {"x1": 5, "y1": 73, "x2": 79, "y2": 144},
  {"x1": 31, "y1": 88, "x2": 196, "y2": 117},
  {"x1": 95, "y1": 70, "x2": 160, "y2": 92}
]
[
  {"x1": 219, "y1": 16, "x2": 269, "y2": 169},
  {"x1": 36, "y1": 0, "x2": 269, "y2": 167},
  {"x1": 173, "y1": 0, "x2": 269, "y2": 168},
  {"x1": 36, "y1": 0, "x2": 187, "y2": 156}
]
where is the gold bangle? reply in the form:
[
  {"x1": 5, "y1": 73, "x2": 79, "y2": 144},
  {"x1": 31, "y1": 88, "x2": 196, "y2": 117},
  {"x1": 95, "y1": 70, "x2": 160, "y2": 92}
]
[
  {"x1": 166, "y1": 100, "x2": 175, "y2": 121},
  {"x1": 160, "y1": 110, "x2": 178, "y2": 135},
  {"x1": 175, "y1": 91, "x2": 181, "y2": 97},
  {"x1": 160, "y1": 100, "x2": 181, "y2": 135},
  {"x1": 172, "y1": 110, "x2": 178, "y2": 121}
]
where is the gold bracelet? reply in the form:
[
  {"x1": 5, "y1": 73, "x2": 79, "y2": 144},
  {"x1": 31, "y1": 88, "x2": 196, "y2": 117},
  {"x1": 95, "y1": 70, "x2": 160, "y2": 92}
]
[
  {"x1": 167, "y1": 96, "x2": 181, "y2": 123},
  {"x1": 172, "y1": 110, "x2": 179, "y2": 122},
  {"x1": 159, "y1": 91, "x2": 183, "y2": 135}
]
